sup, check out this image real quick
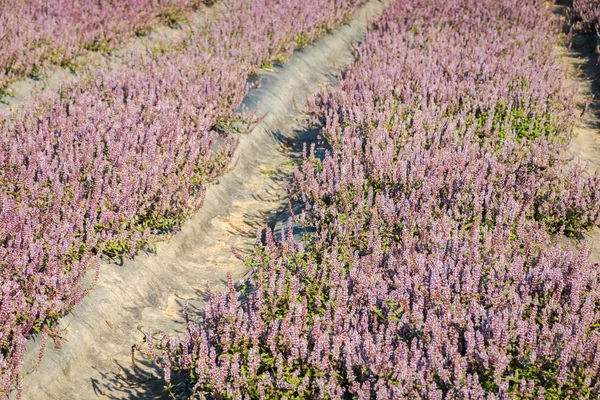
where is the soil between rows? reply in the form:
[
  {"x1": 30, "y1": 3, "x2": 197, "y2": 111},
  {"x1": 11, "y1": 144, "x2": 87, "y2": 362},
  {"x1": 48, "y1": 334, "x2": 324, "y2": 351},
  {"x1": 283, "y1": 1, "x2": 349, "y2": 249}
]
[{"x1": 556, "y1": 2, "x2": 600, "y2": 265}]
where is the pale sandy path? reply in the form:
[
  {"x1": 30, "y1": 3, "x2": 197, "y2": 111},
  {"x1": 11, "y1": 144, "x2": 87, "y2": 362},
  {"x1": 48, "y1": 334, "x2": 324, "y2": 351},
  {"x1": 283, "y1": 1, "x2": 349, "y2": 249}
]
[{"x1": 555, "y1": 3, "x2": 600, "y2": 264}]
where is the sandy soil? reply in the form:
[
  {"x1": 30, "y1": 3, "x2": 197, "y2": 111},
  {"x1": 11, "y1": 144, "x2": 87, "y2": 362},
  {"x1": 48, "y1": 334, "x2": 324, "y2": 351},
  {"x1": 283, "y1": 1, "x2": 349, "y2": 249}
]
[{"x1": 555, "y1": 3, "x2": 600, "y2": 263}]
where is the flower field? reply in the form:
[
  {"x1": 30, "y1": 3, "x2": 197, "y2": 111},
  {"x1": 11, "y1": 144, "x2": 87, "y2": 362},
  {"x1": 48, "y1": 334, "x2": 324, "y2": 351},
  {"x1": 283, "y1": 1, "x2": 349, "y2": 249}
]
[
  {"x1": 143, "y1": 0, "x2": 600, "y2": 398},
  {"x1": 0, "y1": 0, "x2": 367, "y2": 395},
  {"x1": 0, "y1": 0, "x2": 201, "y2": 92}
]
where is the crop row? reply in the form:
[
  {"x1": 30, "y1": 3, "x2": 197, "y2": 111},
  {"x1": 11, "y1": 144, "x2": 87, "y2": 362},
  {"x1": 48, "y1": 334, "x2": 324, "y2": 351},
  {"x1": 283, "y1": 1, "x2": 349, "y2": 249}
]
[
  {"x1": 571, "y1": 0, "x2": 600, "y2": 33},
  {"x1": 571, "y1": 0, "x2": 600, "y2": 64},
  {"x1": 143, "y1": 0, "x2": 600, "y2": 398},
  {"x1": 0, "y1": 0, "x2": 209, "y2": 93},
  {"x1": 0, "y1": 0, "x2": 366, "y2": 395}
]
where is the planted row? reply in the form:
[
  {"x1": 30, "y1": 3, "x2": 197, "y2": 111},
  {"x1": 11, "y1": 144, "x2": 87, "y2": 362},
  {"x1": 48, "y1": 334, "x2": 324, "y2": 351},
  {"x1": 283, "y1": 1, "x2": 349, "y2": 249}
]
[
  {"x1": 571, "y1": 0, "x2": 600, "y2": 33},
  {"x1": 0, "y1": 0, "x2": 366, "y2": 395},
  {"x1": 0, "y1": 0, "x2": 209, "y2": 93},
  {"x1": 570, "y1": 0, "x2": 600, "y2": 64},
  {"x1": 144, "y1": 0, "x2": 600, "y2": 398}
]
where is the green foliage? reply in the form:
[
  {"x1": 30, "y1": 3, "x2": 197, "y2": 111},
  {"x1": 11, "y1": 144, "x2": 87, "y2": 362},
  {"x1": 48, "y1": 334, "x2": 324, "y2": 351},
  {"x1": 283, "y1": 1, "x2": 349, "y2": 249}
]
[
  {"x1": 295, "y1": 33, "x2": 310, "y2": 49},
  {"x1": 28, "y1": 63, "x2": 43, "y2": 80},
  {"x1": 473, "y1": 353, "x2": 594, "y2": 399},
  {"x1": 535, "y1": 199, "x2": 597, "y2": 237},
  {"x1": 474, "y1": 103, "x2": 561, "y2": 144},
  {"x1": 84, "y1": 37, "x2": 113, "y2": 54},
  {"x1": 159, "y1": 8, "x2": 187, "y2": 29},
  {"x1": 260, "y1": 60, "x2": 275, "y2": 70},
  {"x1": 135, "y1": 26, "x2": 152, "y2": 37}
]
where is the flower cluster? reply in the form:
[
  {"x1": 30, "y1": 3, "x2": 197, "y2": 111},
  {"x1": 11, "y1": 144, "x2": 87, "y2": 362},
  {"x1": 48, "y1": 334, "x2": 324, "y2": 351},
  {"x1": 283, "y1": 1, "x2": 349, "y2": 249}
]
[
  {"x1": 144, "y1": 0, "x2": 600, "y2": 398},
  {"x1": 0, "y1": 0, "x2": 365, "y2": 395}
]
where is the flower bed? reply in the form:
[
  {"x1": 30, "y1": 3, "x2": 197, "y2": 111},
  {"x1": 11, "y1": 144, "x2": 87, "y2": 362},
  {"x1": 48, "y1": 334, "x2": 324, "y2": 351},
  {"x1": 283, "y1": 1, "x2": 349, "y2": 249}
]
[
  {"x1": 0, "y1": 0, "x2": 366, "y2": 395},
  {"x1": 144, "y1": 0, "x2": 600, "y2": 397},
  {"x1": 0, "y1": 0, "x2": 203, "y2": 92}
]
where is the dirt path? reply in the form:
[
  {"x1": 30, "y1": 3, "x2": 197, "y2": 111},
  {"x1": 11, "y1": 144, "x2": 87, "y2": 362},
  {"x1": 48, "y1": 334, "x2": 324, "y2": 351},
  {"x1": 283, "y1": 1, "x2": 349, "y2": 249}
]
[
  {"x1": 555, "y1": 3, "x2": 600, "y2": 263},
  {"x1": 14, "y1": 1, "x2": 388, "y2": 399},
  {"x1": 561, "y1": 28, "x2": 600, "y2": 170}
]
